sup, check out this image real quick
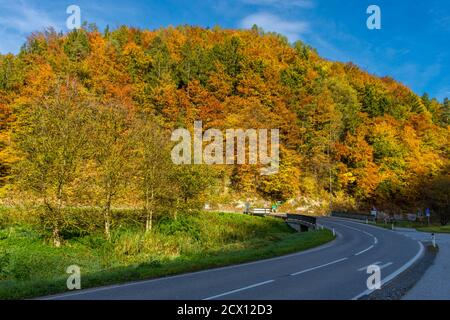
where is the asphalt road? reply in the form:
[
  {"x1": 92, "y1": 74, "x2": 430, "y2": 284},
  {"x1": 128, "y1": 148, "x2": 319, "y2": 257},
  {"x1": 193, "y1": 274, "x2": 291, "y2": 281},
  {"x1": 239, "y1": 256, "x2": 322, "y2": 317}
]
[{"x1": 42, "y1": 217, "x2": 424, "y2": 300}]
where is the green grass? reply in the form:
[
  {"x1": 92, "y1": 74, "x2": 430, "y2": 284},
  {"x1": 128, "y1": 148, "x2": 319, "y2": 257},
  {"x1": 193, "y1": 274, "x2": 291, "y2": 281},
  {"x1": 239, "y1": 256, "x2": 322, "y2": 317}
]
[
  {"x1": 416, "y1": 225, "x2": 450, "y2": 234},
  {"x1": 373, "y1": 221, "x2": 421, "y2": 229},
  {"x1": 0, "y1": 211, "x2": 334, "y2": 299},
  {"x1": 370, "y1": 220, "x2": 450, "y2": 234}
]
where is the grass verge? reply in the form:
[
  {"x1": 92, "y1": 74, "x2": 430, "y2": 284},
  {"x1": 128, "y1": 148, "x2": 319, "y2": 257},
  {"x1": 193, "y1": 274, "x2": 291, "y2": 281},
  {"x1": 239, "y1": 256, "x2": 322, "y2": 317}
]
[
  {"x1": 0, "y1": 211, "x2": 334, "y2": 299},
  {"x1": 370, "y1": 221, "x2": 450, "y2": 234},
  {"x1": 416, "y1": 225, "x2": 450, "y2": 234}
]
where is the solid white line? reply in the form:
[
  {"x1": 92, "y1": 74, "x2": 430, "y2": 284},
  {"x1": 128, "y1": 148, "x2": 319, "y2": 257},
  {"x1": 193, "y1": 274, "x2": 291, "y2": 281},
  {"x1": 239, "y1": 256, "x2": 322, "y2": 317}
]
[
  {"x1": 352, "y1": 241, "x2": 425, "y2": 300},
  {"x1": 203, "y1": 280, "x2": 275, "y2": 300},
  {"x1": 355, "y1": 245, "x2": 374, "y2": 256},
  {"x1": 357, "y1": 262, "x2": 381, "y2": 271},
  {"x1": 290, "y1": 257, "x2": 348, "y2": 276}
]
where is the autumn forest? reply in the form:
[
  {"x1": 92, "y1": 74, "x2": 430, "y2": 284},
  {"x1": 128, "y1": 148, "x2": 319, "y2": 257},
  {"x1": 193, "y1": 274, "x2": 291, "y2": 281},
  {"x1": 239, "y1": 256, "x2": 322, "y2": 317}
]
[{"x1": 0, "y1": 24, "x2": 449, "y2": 244}]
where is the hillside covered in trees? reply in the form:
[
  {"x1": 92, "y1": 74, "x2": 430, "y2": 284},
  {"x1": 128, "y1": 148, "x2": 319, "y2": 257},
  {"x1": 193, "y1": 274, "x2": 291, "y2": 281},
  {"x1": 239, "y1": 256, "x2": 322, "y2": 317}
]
[{"x1": 0, "y1": 25, "x2": 449, "y2": 233}]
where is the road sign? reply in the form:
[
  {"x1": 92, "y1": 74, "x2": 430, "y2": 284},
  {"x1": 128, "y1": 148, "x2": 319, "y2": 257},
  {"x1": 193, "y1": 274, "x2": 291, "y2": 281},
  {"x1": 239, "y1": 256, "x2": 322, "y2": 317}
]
[{"x1": 426, "y1": 208, "x2": 431, "y2": 225}]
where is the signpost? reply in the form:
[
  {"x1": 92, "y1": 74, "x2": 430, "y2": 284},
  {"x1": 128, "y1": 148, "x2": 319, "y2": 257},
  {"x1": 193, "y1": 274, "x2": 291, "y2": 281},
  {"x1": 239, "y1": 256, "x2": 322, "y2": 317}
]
[
  {"x1": 426, "y1": 208, "x2": 430, "y2": 226},
  {"x1": 370, "y1": 207, "x2": 377, "y2": 222}
]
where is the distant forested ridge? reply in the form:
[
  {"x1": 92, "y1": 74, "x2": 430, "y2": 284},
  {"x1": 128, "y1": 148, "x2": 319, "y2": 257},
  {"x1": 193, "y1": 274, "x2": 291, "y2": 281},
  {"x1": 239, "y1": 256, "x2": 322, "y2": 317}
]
[{"x1": 0, "y1": 25, "x2": 449, "y2": 216}]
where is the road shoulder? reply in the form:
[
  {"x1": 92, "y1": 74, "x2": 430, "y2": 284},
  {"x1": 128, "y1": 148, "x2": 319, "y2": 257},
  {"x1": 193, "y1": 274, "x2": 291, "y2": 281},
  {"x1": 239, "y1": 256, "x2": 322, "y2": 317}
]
[
  {"x1": 360, "y1": 243, "x2": 437, "y2": 300},
  {"x1": 399, "y1": 229, "x2": 450, "y2": 300}
]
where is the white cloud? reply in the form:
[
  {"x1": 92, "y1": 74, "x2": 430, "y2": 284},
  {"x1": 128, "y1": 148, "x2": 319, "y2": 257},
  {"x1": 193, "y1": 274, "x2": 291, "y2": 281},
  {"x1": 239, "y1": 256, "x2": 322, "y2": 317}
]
[
  {"x1": 0, "y1": 0, "x2": 62, "y2": 53},
  {"x1": 240, "y1": 12, "x2": 309, "y2": 42},
  {"x1": 0, "y1": 1, "x2": 60, "y2": 33}
]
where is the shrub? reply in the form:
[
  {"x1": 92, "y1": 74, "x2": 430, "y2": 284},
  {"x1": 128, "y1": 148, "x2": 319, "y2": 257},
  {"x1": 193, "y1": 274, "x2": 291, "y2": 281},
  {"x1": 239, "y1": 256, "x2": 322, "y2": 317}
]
[{"x1": 156, "y1": 216, "x2": 201, "y2": 240}]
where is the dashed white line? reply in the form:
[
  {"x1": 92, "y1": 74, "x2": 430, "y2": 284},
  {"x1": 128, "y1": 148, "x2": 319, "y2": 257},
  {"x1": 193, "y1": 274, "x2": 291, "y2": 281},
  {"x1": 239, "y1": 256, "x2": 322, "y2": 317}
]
[
  {"x1": 326, "y1": 221, "x2": 379, "y2": 254},
  {"x1": 358, "y1": 262, "x2": 382, "y2": 271},
  {"x1": 355, "y1": 245, "x2": 374, "y2": 256},
  {"x1": 357, "y1": 261, "x2": 393, "y2": 272},
  {"x1": 291, "y1": 257, "x2": 348, "y2": 276},
  {"x1": 203, "y1": 280, "x2": 275, "y2": 300},
  {"x1": 352, "y1": 241, "x2": 425, "y2": 300},
  {"x1": 41, "y1": 230, "x2": 339, "y2": 300},
  {"x1": 363, "y1": 231, "x2": 374, "y2": 237},
  {"x1": 326, "y1": 221, "x2": 376, "y2": 240},
  {"x1": 379, "y1": 262, "x2": 393, "y2": 269}
]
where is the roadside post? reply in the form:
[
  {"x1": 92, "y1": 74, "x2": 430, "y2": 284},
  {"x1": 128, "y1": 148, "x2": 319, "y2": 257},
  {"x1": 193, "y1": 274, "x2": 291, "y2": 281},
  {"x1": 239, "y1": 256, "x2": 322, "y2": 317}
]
[
  {"x1": 370, "y1": 208, "x2": 377, "y2": 223},
  {"x1": 332, "y1": 228, "x2": 335, "y2": 236},
  {"x1": 432, "y1": 233, "x2": 436, "y2": 248}
]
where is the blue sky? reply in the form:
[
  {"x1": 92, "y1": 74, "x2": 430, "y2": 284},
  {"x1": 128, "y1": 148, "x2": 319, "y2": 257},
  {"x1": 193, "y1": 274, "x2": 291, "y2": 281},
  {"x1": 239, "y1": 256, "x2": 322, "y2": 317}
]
[{"x1": 0, "y1": 0, "x2": 449, "y2": 101}]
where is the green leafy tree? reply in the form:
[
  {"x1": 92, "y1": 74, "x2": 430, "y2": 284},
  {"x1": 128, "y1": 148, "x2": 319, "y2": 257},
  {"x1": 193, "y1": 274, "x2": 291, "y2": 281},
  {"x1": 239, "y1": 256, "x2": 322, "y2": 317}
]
[
  {"x1": 13, "y1": 81, "x2": 92, "y2": 246},
  {"x1": 425, "y1": 174, "x2": 450, "y2": 225},
  {"x1": 64, "y1": 29, "x2": 90, "y2": 61},
  {"x1": 132, "y1": 115, "x2": 174, "y2": 231},
  {"x1": 441, "y1": 98, "x2": 450, "y2": 126},
  {"x1": 91, "y1": 101, "x2": 134, "y2": 239}
]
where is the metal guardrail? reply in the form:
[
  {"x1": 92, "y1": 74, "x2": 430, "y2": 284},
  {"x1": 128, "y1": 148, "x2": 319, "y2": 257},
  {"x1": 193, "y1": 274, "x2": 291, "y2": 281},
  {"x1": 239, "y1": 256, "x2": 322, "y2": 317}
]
[
  {"x1": 286, "y1": 214, "x2": 317, "y2": 225},
  {"x1": 285, "y1": 214, "x2": 317, "y2": 232},
  {"x1": 331, "y1": 211, "x2": 375, "y2": 222},
  {"x1": 249, "y1": 208, "x2": 271, "y2": 216}
]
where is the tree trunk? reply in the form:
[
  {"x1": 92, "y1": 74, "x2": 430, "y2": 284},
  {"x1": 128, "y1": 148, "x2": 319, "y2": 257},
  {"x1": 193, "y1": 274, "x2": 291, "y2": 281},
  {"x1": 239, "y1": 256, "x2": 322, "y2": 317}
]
[
  {"x1": 105, "y1": 211, "x2": 111, "y2": 240},
  {"x1": 145, "y1": 188, "x2": 154, "y2": 232},
  {"x1": 48, "y1": 193, "x2": 63, "y2": 247},
  {"x1": 54, "y1": 183, "x2": 64, "y2": 247},
  {"x1": 145, "y1": 209, "x2": 153, "y2": 232},
  {"x1": 52, "y1": 226, "x2": 61, "y2": 247},
  {"x1": 104, "y1": 192, "x2": 112, "y2": 240},
  {"x1": 222, "y1": 174, "x2": 228, "y2": 194}
]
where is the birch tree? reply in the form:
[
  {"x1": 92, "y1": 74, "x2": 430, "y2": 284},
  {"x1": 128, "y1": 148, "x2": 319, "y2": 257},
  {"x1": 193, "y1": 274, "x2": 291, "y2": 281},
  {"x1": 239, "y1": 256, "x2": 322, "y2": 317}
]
[
  {"x1": 132, "y1": 115, "x2": 173, "y2": 231},
  {"x1": 91, "y1": 101, "x2": 133, "y2": 240}
]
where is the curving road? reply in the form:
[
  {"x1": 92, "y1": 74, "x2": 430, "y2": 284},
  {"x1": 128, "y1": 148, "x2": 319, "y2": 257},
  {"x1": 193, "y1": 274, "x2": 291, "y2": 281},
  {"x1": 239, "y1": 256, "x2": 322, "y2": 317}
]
[{"x1": 43, "y1": 217, "x2": 424, "y2": 300}]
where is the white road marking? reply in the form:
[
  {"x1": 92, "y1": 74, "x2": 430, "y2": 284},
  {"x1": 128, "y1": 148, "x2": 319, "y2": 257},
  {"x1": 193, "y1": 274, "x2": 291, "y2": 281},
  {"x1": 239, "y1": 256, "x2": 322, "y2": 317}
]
[
  {"x1": 379, "y1": 262, "x2": 393, "y2": 269},
  {"x1": 358, "y1": 262, "x2": 381, "y2": 271},
  {"x1": 291, "y1": 257, "x2": 348, "y2": 276},
  {"x1": 355, "y1": 245, "x2": 374, "y2": 256},
  {"x1": 352, "y1": 241, "x2": 425, "y2": 300},
  {"x1": 203, "y1": 280, "x2": 275, "y2": 300},
  {"x1": 326, "y1": 220, "x2": 380, "y2": 259},
  {"x1": 41, "y1": 232, "x2": 339, "y2": 300},
  {"x1": 325, "y1": 220, "x2": 378, "y2": 246},
  {"x1": 41, "y1": 218, "x2": 415, "y2": 301},
  {"x1": 357, "y1": 261, "x2": 393, "y2": 271}
]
